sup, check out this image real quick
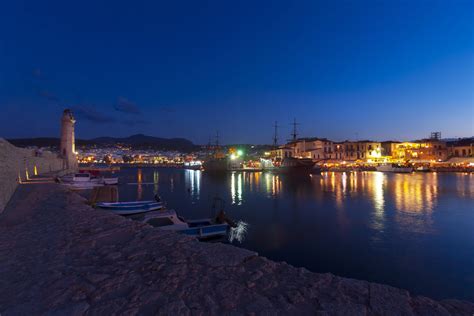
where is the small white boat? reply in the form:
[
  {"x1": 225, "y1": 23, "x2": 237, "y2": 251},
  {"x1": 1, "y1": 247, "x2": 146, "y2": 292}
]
[
  {"x1": 63, "y1": 181, "x2": 104, "y2": 190},
  {"x1": 95, "y1": 201, "x2": 164, "y2": 215},
  {"x1": 415, "y1": 166, "x2": 431, "y2": 172},
  {"x1": 131, "y1": 209, "x2": 230, "y2": 239},
  {"x1": 376, "y1": 164, "x2": 413, "y2": 173},
  {"x1": 61, "y1": 173, "x2": 118, "y2": 186}
]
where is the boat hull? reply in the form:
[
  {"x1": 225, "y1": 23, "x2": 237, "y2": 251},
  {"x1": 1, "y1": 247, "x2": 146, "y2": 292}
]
[
  {"x1": 203, "y1": 159, "x2": 228, "y2": 172},
  {"x1": 96, "y1": 201, "x2": 164, "y2": 215},
  {"x1": 178, "y1": 224, "x2": 229, "y2": 239},
  {"x1": 274, "y1": 158, "x2": 316, "y2": 174},
  {"x1": 376, "y1": 165, "x2": 413, "y2": 173}
]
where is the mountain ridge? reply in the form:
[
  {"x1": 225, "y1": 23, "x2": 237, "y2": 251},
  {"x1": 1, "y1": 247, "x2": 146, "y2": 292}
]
[{"x1": 6, "y1": 134, "x2": 199, "y2": 152}]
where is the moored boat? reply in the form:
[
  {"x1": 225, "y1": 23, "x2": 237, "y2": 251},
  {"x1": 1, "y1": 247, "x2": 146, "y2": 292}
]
[
  {"x1": 61, "y1": 173, "x2": 118, "y2": 185},
  {"x1": 136, "y1": 209, "x2": 230, "y2": 239},
  {"x1": 203, "y1": 158, "x2": 228, "y2": 172},
  {"x1": 415, "y1": 166, "x2": 431, "y2": 172},
  {"x1": 277, "y1": 157, "x2": 316, "y2": 173},
  {"x1": 376, "y1": 164, "x2": 413, "y2": 173},
  {"x1": 95, "y1": 201, "x2": 164, "y2": 215}
]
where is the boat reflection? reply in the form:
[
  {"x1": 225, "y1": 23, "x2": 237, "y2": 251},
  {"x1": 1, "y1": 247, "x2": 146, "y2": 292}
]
[
  {"x1": 137, "y1": 168, "x2": 143, "y2": 200},
  {"x1": 184, "y1": 169, "x2": 201, "y2": 199},
  {"x1": 230, "y1": 172, "x2": 243, "y2": 205}
]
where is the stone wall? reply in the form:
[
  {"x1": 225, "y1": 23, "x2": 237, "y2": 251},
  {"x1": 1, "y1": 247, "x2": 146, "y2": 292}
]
[{"x1": 0, "y1": 138, "x2": 68, "y2": 212}]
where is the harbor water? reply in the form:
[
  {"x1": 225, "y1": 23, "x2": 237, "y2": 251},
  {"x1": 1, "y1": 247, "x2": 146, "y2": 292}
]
[{"x1": 106, "y1": 167, "x2": 474, "y2": 301}]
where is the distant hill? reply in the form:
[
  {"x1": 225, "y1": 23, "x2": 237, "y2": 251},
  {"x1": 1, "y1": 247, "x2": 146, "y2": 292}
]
[{"x1": 7, "y1": 134, "x2": 199, "y2": 152}]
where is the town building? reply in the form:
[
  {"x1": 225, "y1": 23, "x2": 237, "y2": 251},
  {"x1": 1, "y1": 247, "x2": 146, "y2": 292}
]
[{"x1": 447, "y1": 138, "x2": 474, "y2": 158}]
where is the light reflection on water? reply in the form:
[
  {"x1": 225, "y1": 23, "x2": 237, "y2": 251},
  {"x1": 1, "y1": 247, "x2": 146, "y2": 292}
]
[{"x1": 116, "y1": 168, "x2": 474, "y2": 301}]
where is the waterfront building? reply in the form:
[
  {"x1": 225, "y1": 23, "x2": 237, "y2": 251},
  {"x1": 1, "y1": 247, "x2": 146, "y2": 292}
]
[
  {"x1": 389, "y1": 139, "x2": 448, "y2": 162},
  {"x1": 284, "y1": 138, "x2": 334, "y2": 160},
  {"x1": 333, "y1": 142, "x2": 344, "y2": 160},
  {"x1": 447, "y1": 138, "x2": 474, "y2": 158}
]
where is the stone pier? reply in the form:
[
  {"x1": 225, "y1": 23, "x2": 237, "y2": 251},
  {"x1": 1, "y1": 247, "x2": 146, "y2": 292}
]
[
  {"x1": 0, "y1": 181, "x2": 473, "y2": 315},
  {"x1": 0, "y1": 138, "x2": 68, "y2": 213}
]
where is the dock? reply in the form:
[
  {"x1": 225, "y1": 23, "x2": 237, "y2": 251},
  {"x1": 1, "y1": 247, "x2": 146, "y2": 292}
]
[{"x1": 0, "y1": 180, "x2": 473, "y2": 315}]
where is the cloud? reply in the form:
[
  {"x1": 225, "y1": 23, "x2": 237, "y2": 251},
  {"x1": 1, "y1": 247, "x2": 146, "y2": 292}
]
[
  {"x1": 38, "y1": 90, "x2": 60, "y2": 102},
  {"x1": 71, "y1": 106, "x2": 116, "y2": 123},
  {"x1": 114, "y1": 97, "x2": 141, "y2": 114}
]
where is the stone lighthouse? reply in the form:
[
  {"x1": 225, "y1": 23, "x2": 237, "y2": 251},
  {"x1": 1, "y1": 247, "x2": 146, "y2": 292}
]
[{"x1": 60, "y1": 109, "x2": 78, "y2": 170}]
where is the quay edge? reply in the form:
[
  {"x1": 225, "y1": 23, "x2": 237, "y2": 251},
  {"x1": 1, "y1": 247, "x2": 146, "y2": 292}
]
[{"x1": 0, "y1": 182, "x2": 473, "y2": 315}]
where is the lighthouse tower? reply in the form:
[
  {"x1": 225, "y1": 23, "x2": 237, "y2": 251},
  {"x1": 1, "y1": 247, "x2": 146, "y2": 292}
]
[{"x1": 60, "y1": 109, "x2": 78, "y2": 169}]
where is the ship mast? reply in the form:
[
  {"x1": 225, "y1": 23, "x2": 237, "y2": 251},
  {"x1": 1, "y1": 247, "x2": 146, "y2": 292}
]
[
  {"x1": 290, "y1": 118, "x2": 299, "y2": 141},
  {"x1": 273, "y1": 121, "x2": 279, "y2": 149},
  {"x1": 215, "y1": 131, "x2": 220, "y2": 149}
]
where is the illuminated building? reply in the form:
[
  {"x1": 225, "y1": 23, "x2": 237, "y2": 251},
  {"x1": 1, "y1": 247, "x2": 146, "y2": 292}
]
[
  {"x1": 388, "y1": 139, "x2": 448, "y2": 162},
  {"x1": 447, "y1": 138, "x2": 474, "y2": 158}
]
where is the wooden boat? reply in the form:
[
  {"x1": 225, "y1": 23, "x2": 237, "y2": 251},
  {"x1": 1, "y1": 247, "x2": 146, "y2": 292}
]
[
  {"x1": 135, "y1": 209, "x2": 230, "y2": 239},
  {"x1": 95, "y1": 201, "x2": 164, "y2": 215}
]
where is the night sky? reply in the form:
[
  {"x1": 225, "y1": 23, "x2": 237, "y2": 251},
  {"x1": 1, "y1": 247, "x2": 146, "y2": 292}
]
[{"x1": 1, "y1": 0, "x2": 473, "y2": 144}]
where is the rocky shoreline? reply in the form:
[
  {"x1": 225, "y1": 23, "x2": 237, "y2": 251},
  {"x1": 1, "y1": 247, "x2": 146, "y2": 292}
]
[{"x1": 0, "y1": 181, "x2": 473, "y2": 315}]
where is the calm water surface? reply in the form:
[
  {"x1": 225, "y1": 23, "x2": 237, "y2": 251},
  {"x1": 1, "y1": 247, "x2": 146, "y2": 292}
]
[{"x1": 109, "y1": 167, "x2": 474, "y2": 301}]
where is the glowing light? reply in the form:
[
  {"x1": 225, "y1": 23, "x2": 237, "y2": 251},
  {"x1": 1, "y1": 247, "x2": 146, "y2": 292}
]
[
  {"x1": 229, "y1": 221, "x2": 248, "y2": 243},
  {"x1": 230, "y1": 154, "x2": 237, "y2": 160},
  {"x1": 237, "y1": 150, "x2": 244, "y2": 156}
]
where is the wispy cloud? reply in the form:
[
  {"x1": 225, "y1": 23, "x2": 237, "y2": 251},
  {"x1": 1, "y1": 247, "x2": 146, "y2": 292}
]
[
  {"x1": 72, "y1": 105, "x2": 116, "y2": 123},
  {"x1": 114, "y1": 97, "x2": 141, "y2": 114}
]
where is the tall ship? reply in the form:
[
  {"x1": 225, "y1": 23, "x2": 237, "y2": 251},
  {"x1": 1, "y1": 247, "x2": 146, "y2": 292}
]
[
  {"x1": 202, "y1": 132, "x2": 230, "y2": 173},
  {"x1": 260, "y1": 120, "x2": 318, "y2": 174},
  {"x1": 203, "y1": 157, "x2": 228, "y2": 172},
  {"x1": 280, "y1": 157, "x2": 316, "y2": 173}
]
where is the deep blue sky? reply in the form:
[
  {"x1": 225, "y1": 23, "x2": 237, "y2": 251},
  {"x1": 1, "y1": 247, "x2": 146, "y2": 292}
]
[{"x1": 0, "y1": 0, "x2": 473, "y2": 144}]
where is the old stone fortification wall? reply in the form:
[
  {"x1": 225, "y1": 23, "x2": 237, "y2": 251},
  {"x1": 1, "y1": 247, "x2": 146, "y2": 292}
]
[{"x1": 0, "y1": 138, "x2": 67, "y2": 212}]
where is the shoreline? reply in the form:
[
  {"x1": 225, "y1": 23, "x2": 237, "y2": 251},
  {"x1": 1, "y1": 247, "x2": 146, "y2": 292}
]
[
  {"x1": 80, "y1": 163, "x2": 474, "y2": 174},
  {"x1": 1, "y1": 180, "x2": 473, "y2": 314}
]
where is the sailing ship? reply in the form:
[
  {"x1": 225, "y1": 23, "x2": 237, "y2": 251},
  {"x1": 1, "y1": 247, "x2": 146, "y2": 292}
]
[
  {"x1": 261, "y1": 119, "x2": 317, "y2": 174},
  {"x1": 202, "y1": 131, "x2": 230, "y2": 172}
]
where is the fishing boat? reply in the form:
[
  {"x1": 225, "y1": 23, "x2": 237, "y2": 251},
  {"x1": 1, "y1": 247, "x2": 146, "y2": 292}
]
[
  {"x1": 376, "y1": 164, "x2": 413, "y2": 173},
  {"x1": 61, "y1": 173, "x2": 118, "y2": 185},
  {"x1": 135, "y1": 209, "x2": 230, "y2": 239},
  {"x1": 95, "y1": 200, "x2": 164, "y2": 215},
  {"x1": 63, "y1": 181, "x2": 104, "y2": 190}
]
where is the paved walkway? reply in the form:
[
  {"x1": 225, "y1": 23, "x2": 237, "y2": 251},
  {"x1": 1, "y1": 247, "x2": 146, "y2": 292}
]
[{"x1": 0, "y1": 182, "x2": 473, "y2": 315}]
